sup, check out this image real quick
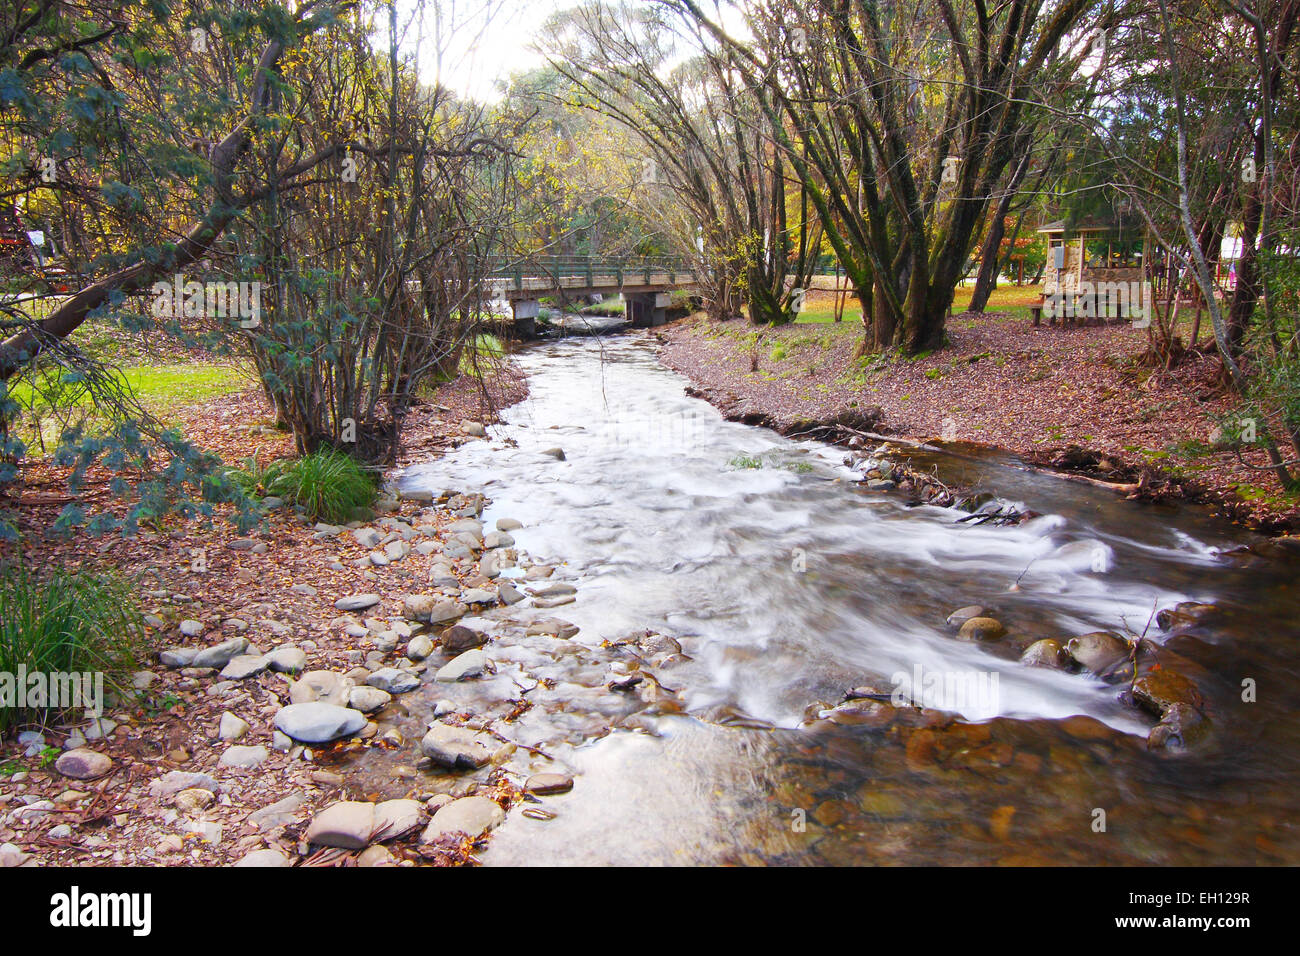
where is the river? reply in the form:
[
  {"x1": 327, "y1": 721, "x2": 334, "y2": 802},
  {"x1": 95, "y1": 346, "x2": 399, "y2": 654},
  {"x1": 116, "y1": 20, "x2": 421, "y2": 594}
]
[{"x1": 371, "y1": 332, "x2": 1300, "y2": 865}]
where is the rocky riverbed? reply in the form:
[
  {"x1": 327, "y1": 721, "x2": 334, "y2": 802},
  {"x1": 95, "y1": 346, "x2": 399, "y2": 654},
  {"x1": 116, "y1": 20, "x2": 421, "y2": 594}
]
[{"x1": 5, "y1": 331, "x2": 1299, "y2": 867}]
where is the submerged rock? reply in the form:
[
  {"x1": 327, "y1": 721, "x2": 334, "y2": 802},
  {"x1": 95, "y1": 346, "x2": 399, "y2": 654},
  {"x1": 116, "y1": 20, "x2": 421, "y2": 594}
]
[
  {"x1": 945, "y1": 605, "x2": 987, "y2": 627},
  {"x1": 420, "y1": 723, "x2": 493, "y2": 770},
  {"x1": 1020, "y1": 639, "x2": 1068, "y2": 669},
  {"x1": 1156, "y1": 602, "x2": 1219, "y2": 631},
  {"x1": 1065, "y1": 631, "x2": 1131, "y2": 673},
  {"x1": 442, "y1": 625, "x2": 487, "y2": 653},
  {"x1": 957, "y1": 617, "x2": 1006, "y2": 641},
  {"x1": 1131, "y1": 668, "x2": 1204, "y2": 717}
]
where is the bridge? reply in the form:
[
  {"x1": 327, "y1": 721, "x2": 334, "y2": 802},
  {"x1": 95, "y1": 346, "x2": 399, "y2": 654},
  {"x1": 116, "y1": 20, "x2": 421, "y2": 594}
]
[{"x1": 484, "y1": 256, "x2": 699, "y2": 336}]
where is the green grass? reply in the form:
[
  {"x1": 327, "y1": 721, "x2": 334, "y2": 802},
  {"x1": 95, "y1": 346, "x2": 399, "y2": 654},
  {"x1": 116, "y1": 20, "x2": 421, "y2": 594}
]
[
  {"x1": 0, "y1": 564, "x2": 145, "y2": 735},
  {"x1": 237, "y1": 448, "x2": 377, "y2": 523},
  {"x1": 729, "y1": 454, "x2": 763, "y2": 470},
  {"x1": 8, "y1": 362, "x2": 248, "y2": 449},
  {"x1": 458, "y1": 334, "x2": 505, "y2": 378},
  {"x1": 793, "y1": 282, "x2": 1047, "y2": 324}
]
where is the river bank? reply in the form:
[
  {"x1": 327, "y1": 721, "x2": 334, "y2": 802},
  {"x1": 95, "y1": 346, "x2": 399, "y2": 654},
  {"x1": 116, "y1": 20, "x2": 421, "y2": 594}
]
[
  {"x1": 0, "y1": 365, "x2": 535, "y2": 867},
  {"x1": 656, "y1": 304, "x2": 1300, "y2": 535}
]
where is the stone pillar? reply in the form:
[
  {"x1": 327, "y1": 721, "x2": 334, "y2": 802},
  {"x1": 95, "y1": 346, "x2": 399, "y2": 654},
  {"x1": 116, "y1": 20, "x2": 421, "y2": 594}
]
[
  {"x1": 511, "y1": 298, "x2": 539, "y2": 339},
  {"x1": 626, "y1": 292, "x2": 671, "y2": 328}
]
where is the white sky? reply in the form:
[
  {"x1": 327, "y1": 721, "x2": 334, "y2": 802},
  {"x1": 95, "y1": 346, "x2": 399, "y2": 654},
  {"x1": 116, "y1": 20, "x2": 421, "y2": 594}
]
[
  {"x1": 392, "y1": 0, "x2": 745, "y2": 102},
  {"x1": 394, "y1": 0, "x2": 569, "y2": 102}
]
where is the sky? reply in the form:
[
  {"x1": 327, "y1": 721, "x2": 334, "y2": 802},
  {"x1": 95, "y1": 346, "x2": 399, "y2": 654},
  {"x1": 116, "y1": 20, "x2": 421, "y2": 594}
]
[{"x1": 395, "y1": 0, "x2": 569, "y2": 102}]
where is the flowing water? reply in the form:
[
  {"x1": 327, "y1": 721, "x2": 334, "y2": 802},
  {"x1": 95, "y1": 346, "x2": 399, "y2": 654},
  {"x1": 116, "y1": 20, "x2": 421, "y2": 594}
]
[{"x1": 363, "y1": 332, "x2": 1300, "y2": 865}]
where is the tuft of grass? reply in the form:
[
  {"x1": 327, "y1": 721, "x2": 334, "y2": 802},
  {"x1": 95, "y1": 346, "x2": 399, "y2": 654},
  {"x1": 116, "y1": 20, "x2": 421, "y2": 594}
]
[
  {"x1": 0, "y1": 564, "x2": 145, "y2": 735},
  {"x1": 459, "y1": 334, "x2": 505, "y2": 378},
  {"x1": 261, "y1": 449, "x2": 376, "y2": 523},
  {"x1": 729, "y1": 454, "x2": 763, "y2": 470}
]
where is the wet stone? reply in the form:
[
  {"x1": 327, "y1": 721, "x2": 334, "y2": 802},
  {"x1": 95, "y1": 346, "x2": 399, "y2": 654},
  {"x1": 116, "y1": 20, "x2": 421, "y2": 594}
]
[
  {"x1": 957, "y1": 617, "x2": 1006, "y2": 641},
  {"x1": 420, "y1": 796, "x2": 504, "y2": 842},
  {"x1": 1066, "y1": 631, "x2": 1131, "y2": 673},
  {"x1": 420, "y1": 723, "x2": 493, "y2": 770},
  {"x1": 1020, "y1": 639, "x2": 1068, "y2": 669},
  {"x1": 525, "y1": 773, "x2": 574, "y2": 795}
]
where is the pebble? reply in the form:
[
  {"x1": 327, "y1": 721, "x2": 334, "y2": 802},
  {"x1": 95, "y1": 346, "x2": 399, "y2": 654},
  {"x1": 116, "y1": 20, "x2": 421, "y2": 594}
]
[
  {"x1": 174, "y1": 788, "x2": 215, "y2": 812},
  {"x1": 151, "y1": 771, "x2": 220, "y2": 799},
  {"x1": 407, "y1": 635, "x2": 434, "y2": 660},
  {"x1": 219, "y1": 745, "x2": 269, "y2": 768},
  {"x1": 233, "y1": 848, "x2": 292, "y2": 867},
  {"x1": 289, "y1": 670, "x2": 354, "y2": 707},
  {"x1": 250, "y1": 794, "x2": 305, "y2": 831},
  {"x1": 220, "y1": 654, "x2": 269, "y2": 680},
  {"x1": 442, "y1": 625, "x2": 488, "y2": 653},
  {"x1": 525, "y1": 772, "x2": 574, "y2": 795},
  {"x1": 265, "y1": 646, "x2": 307, "y2": 674},
  {"x1": 179, "y1": 619, "x2": 204, "y2": 637},
  {"x1": 218, "y1": 712, "x2": 250, "y2": 741}
]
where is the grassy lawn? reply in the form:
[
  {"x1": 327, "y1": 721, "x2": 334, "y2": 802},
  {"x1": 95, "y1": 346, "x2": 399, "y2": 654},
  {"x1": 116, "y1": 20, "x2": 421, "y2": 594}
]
[
  {"x1": 9, "y1": 362, "x2": 251, "y2": 449},
  {"x1": 795, "y1": 281, "x2": 1046, "y2": 324}
]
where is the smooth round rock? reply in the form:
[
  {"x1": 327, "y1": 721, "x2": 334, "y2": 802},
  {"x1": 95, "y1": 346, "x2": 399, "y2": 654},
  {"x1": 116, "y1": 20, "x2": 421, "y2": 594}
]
[
  {"x1": 957, "y1": 617, "x2": 1006, "y2": 641},
  {"x1": 274, "y1": 702, "x2": 368, "y2": 743},
  {"x1": 420, "y1": 796, "x2": 504, "y2": 843},
  {"x1": 54, "y1": 749, "x2": 112, "y2": 780},
  {"x1": 525, "y1": 773, "x2": 574, "y2": 795}
]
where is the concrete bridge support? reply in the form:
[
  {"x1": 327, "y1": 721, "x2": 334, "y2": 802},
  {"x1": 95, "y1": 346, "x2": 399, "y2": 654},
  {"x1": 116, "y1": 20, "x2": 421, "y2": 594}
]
[
  {"x1": 626, "y1": 292, "x2": 671, "y2": 328},
  {"x1": 511, "y1": 298, "x2": 539, "y2": 339}
]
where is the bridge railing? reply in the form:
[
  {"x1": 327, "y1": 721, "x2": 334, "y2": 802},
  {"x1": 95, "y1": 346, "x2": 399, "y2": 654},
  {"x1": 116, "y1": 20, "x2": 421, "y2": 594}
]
[{"x1": 482, "y1": 255, "x2": 693, "y2": 291}]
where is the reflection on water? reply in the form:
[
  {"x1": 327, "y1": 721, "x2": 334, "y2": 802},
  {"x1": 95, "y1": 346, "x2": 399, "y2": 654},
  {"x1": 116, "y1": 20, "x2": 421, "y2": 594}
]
[{"x1": 372, "y1": 334, "x2": 1300, "y2": 865}]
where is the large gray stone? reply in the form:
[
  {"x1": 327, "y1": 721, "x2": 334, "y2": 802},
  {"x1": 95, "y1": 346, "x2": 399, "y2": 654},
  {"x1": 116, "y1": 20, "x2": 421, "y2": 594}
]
[
  {"x1": 54, "y1": 748, "x2": 112, "y2": 780},
  {"x1": 234, "y1": 848, "x2": 292, "y2": 867},
  {"x1": 435, "y1": 649, "x2": 488, "y2": 683},
  {"x1": 304, "y1": 802, "x2": 377, "y2": 849},
  {"x1": 289, "y1": 670, "x2": 354, "y2": 707},
  {"x1": 420, "y1": 796, "x2": 504, "y2": 842},
  {"x1": 335, "y1": 593, "x2": 382, "y2": 612},
  {"x1": 419, "y1": 723, "x2": 493, "y2": 770},
  {"x1": 273, "y1": 702, "x2": 367, "y2": 743},
  {"x1": 366, "y1": 668, "x2": 421, "y2": 695},
  {"x1": 219, "y1": 745, "x2": 269, "y2": 768},
  {"x1": 192, "y1": 637, "x2": 250, "y2": 669},
  {"x1": 220, "y1": 654, "x2": 269, "y2": 680},
  {"x1": 348, "y1": 686, "x2": 393, "y2": 713}
]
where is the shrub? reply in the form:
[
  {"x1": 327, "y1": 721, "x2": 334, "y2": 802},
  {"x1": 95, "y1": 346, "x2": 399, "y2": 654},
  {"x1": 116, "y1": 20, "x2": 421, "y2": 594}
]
[
  {"x1": 263, "y1": 449, "x2": 376, "y2": 523},
  {"x1": 0, "y1": 564, "x2": 144, "y2": 735}
]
